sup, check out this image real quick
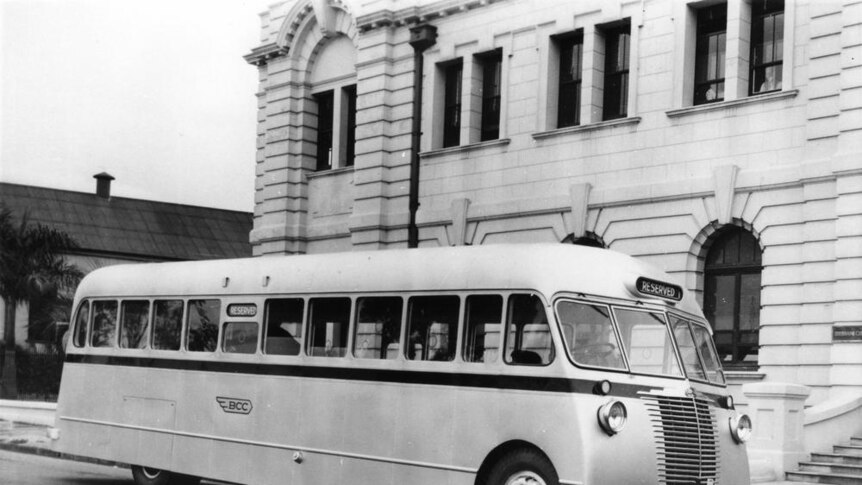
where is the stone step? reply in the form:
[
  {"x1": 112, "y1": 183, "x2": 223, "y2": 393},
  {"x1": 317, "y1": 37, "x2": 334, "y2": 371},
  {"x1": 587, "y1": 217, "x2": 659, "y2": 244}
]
[
  {"x1": 851, "y1": 438, "x2": 862, "y2": 446},
  {"x1": 799, "y1": 462, "x2": 862, "y2": 477},
  {"x1": 786, "y1": 471, "x2": 862, "y2": 485},
  {"x1": 835, "y1": 446, "x2": 862, "y2": 457},
  {"x1": 811, "y1": 454, "x2": 862, "y2": 466}
]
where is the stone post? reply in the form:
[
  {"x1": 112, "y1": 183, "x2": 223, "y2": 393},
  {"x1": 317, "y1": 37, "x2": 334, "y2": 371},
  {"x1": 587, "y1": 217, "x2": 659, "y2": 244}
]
[{"x1": 742, "y1": 382, "x2": 811, "y2": 482}]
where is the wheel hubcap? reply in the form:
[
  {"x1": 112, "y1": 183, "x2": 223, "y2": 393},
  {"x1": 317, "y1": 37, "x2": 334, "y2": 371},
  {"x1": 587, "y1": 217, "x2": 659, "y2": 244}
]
[
  {"x1": 505, "y1": 471, "x2": 546, "y2": 485},
  {"x1": 141, "y1": 467, "x2": 162, "y2": 479}
]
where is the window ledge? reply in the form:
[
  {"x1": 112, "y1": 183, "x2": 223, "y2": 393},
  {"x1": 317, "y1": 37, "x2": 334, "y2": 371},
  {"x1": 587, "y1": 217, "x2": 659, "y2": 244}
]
[
  {"x1": 724, "y1": 370, "x2": 765, "y2": 382},
  {"x1": 666, "y1": 90, "x2": 799, "y2": 118},
  {"x1": 420, "y1": 138, "x2": 511, "y2": 159},
  {"x1": 531, "y1": 117, "x2": 641, "y2": 141},
  {"x1": 306, "y1": 165, "x2": 355, "y2": 180}
]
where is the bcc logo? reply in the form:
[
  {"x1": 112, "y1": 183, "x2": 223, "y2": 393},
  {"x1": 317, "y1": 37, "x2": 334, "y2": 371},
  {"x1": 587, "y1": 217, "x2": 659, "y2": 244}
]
[{"x1": 216, "y1": 396, "x2": 253, "y2": 415}]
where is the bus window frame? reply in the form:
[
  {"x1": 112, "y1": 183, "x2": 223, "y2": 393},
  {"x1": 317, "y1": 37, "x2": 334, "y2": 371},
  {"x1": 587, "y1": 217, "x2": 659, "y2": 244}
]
[
  {"x1": 351, "y1": 295, "x2": 405, "y2": 361},
  {"x1": 90, "y1": 299, "x2": 119, "y2": 348},
  {"x1": 461, "y1": 293, "x2": 505, "y2": 364},
  {"x1": 553, "y1": 297, "x2": 630, "y2": 374},
  {"x1": 71, "y1": 299, "x2": 91, "y2": 348},
  {"x1": 503, "y1": 292, "x2": 556, "y2": 367},
  {"x1": 119, "y1": 298, "x2": 152, "y2": 350},
  {"x1": 404, "y1": 294, "x2": 462, "y2": 362},
  {"x1": 669, "y1": 313, "x2": 727, "y2": 386},
  {"x1": 610, "y1": 305, "x2": 687, "y2": 381},
  {"x1": 150, "y1": 298, "x2": 186, "y2": 352},
  {"x1": 262, "y1": 296, "x2": 308, "y2": 357},
  {"x1": 306, "y1": 295, "x2": 355, "y2": 358}
]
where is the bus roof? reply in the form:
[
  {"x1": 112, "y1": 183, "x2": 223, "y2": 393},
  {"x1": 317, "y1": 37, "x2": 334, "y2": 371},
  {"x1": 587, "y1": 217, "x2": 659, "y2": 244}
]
[{"x1": 74, "y1": 244, "x2": 702, "y2": 315}]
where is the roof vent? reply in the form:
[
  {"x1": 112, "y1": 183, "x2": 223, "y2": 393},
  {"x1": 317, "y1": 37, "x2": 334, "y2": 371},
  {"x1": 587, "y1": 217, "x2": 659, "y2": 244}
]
[{"x1": 93, "y1": 172, "x2": 115, "y2": 199}]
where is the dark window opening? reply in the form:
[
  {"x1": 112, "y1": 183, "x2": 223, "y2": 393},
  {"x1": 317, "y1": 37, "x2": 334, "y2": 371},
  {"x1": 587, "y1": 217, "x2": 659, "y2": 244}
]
[
  {"x1": 442, "y1": 61, "x2": 463, "y2": 148},
  {"x1": 704, "y1": 227, "x2": 762, "y2": 369},
  {"x1": 353, "y1": 297, "x2": 403, "y2": 360},
  {"x1": 505, "y1": 294, "x2": 554, "y2": 365},
  {"x1": 307, "y1": 297, "x2": 351, "y2": 357},
  {"x1": 750, "y1": 0, "x2": 784, "y2": 95},
  {"x1": 694, "y1": 4, "x2": 727, "y2": 105},
  {"x1": 463, "y1": 294, "x2": 503, "y2": 363},
  {"x1": 478, "y1": 50, "x2": 503, "y2": 141},
  {"x1": 264, "y1": 298, "x2": 304, "y2": 356},
  {"x1": 343, "y1": 84, "x2": 357, "y2": 166},
  {"x1": 406, "y1": 295, "x2": 459, "y2": 361},
  {"x1": 557, "y1": 32, "x2": 583, "y2": 128},
  {"x1": 314, "y1": 90, "x2": 334, "y2": 171},
  {"x1": 602, "y1": 23, "x2": 630, "y2": 121}
]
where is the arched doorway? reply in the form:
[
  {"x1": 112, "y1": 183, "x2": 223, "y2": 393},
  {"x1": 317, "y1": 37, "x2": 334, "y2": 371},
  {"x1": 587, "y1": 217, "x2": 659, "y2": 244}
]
[{"x1": 703, "y1": 226, "x2": 762, "y2": 369}]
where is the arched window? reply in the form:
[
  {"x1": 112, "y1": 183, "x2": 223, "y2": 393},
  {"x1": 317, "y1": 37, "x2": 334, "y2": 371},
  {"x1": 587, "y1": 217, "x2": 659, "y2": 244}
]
[
  {"x1": 309, "y1": 35, "x2": 357, "y2": 171},
  {"x1": 703, "y1": 227, "x2": 762, "y2": 369}
]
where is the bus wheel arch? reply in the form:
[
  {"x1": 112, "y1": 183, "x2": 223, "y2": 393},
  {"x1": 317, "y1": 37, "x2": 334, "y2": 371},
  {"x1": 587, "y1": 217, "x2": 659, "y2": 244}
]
[
  {"x1": 131, "y1": 465, "x2": 201, "y2": 485},
  {"x1": 476, "y1": 440, "x2": 559, "y2": 485}
]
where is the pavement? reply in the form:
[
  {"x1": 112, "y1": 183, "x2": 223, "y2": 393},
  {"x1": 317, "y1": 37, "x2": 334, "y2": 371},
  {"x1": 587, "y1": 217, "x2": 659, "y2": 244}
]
[{"x1": 0, "y1": 419, "x2": 817, "y2": 485}]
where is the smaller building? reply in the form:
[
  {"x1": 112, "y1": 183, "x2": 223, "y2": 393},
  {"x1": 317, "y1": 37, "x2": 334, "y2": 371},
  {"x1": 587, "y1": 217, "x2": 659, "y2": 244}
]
[{"x1": 0, "y1": 174, "x2": 253, "y2": 346}]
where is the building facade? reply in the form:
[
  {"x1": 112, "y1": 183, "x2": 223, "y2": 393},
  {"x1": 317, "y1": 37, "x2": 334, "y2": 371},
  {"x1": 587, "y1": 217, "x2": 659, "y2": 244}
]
[{"x1": 245, "y1": 0, "x2": 861, "y2": 411}]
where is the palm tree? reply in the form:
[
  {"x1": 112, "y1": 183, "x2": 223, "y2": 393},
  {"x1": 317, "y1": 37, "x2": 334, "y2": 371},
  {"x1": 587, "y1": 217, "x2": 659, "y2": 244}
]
[{"x1": 0, "y1": 205, "x2": 82, "y2": 398}]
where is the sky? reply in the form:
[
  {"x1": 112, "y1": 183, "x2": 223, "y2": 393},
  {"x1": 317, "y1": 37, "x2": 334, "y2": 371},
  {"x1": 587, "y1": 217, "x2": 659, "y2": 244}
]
[{"x1": 1, "y1": 0, "x2": 273, "y2": 212}]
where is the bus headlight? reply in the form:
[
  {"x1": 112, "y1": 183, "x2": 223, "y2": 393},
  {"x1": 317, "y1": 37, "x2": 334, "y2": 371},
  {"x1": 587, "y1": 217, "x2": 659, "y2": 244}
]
[
  {"x1": 729, "y1": 414, "x2": 752, "y2": 443},
  {"x1": 597, "y1": 400, "x2": 627, "y2": 435}
]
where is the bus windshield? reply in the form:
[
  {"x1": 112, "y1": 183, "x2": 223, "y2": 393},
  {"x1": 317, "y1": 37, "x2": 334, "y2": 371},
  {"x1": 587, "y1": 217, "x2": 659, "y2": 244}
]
[{"x1": 669, "y1": 314, "x2": 726, "y2": 384}]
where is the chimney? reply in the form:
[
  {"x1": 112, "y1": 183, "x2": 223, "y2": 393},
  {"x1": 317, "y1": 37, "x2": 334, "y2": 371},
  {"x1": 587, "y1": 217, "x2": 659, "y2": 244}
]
[{"x1": 93, "y1": 172, "x2": 115, "y2": 199}]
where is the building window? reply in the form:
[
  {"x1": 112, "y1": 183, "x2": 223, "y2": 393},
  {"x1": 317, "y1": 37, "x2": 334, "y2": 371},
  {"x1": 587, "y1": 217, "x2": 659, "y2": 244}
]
[
  {"x1": 477, "y1": 50, "x2": 502, "y2": 141},
  {"x1": 703, "y1": 227, "x2": 761, "y2": 369},
  {"x1": 750, "y1": 0, "x2": 784, "y2": 95},
  {"x1": 557, "y1": 32, "x2": 583, "y2": 128},
  {"x1": 343, "y1": 85, "x2": 357, "y2": 167},
  {"x1": 314, "y1": 90, "x2": 334, "y2": 171},
  {"x1": 694, "y1": 4, "x2": 727, "y2": 105},
  {"x1": 602, "y1": 24, "x2": 630, "y2": 121},
  {"x1": 442, "y1": 60, "x2": 463, "y2": 148}
]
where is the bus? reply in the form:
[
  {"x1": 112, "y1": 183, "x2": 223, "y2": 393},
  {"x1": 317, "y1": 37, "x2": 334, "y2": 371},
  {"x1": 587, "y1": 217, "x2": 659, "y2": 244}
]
[{"x1": 54, "y1": 244, "x2": 752, "y2": 485}]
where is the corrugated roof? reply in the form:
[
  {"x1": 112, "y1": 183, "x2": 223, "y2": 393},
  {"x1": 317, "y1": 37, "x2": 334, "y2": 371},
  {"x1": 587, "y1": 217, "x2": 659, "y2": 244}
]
[{"x1": 0, "y1": 182, "x2": 253, "y2": 261}]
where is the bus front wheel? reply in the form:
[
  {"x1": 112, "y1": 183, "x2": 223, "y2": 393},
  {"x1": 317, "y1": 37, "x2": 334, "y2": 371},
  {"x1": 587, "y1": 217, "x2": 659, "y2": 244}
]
[
  {"x1": 131, "y1": 465, "x2": 201, "y2": 485},
  {"x1": 485, "y1": 448, "x2": 559, "y2": 485}
]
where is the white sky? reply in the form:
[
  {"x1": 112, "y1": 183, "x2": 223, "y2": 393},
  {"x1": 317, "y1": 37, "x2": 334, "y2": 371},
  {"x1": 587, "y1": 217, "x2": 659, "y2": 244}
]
[{"x1": 1, "y1": 0, "x2": 273, "y2": 212}]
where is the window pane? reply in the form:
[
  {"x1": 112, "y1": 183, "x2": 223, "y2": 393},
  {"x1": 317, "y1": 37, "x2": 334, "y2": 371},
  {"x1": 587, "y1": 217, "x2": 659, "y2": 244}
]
[
  {"x1": 344, "y1": 85, "x2": 357, "y2": 167},
  {"x1": 556, "y1": 300, "x2": 624, "y2": 369},
  {"x1": 670, "y1": 316, "x2": 707, "y2": 381},
  {"x1": 463, "y1": 295, "x2": 503, "y2": 363},
  {"x1": 264, "y1": 298, "x2": 304, "y2": 356},
  {"x1": 443, "y1": 61, "x2": 463, "y2": 148},
  {"x1": 223, "y1": 322, "x2": 258, "y2": 354},
  {"x1": 187, "y1": 299, "x2": 220, "y2": 352},
  {"x1": 91, "y1": 300, "x2": 118, "y2": 348},
  {"x1": 506, "y1": 294, "x2": 554, "y2": 365},
  {"x1": 308, "y1": 298, "x2": 351, "y2": 357},
  {"x1": 73, "y1": 301, "x2": 90, "y2": 348},
  {"x1": 406, "y1": 295, "x2": 459, "y2": 361},
  {"x1": 153, "y1": 300, "x2": 183, "y2": 350},
  {"x1": 614, "y1": 308, "x2": 682, "y2": 377},
  {"x1": 690, "y1": 322, "x2": 726, "y2": 384},
  {"x1": 738, "y1": 273, "x2": 761, "y2": 362},
  {"x1": 315, "y1": 90, "x2": 334, "y2": 171},
  {"x1": 603, "y1": 25, "x2": 630, "y2": 120},
  {"x1": 353, "y1": 297, "x2": 403, "y2": 360},
  {"x1": 120, "y1": 300, "x2": 150, "y2": 349},
  {"x1": 480, "y1": 51, "x2": 502, "y2": 141}
]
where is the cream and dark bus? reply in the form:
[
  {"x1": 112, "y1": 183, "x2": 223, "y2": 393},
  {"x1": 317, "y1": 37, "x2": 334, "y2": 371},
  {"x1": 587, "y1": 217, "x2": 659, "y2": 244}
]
[{"x1": 55, "y1": 244, "x2": 752, "y2": 485}]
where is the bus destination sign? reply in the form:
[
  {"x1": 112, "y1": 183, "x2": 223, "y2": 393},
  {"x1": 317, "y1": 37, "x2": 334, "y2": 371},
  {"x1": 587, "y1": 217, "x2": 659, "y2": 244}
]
[
  {"x1": 635, "y1": 277, "x2": 683, "y2": 302},
  {"x1": 227, "y1": 304, "x2": 257, "y2": 318}
]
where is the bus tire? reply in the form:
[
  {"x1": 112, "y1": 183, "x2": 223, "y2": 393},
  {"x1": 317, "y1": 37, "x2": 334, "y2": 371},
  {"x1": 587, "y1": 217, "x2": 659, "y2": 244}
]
[
  {"x1": 485, "y1": 448, "x2": 559, "y2": 485},
  {"x1": 131, "y1": 466, "x2": 201, "y2": 485}
]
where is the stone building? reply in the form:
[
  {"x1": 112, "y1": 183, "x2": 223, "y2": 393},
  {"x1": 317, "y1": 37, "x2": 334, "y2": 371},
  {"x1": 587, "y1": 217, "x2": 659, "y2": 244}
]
[{"x1": 245, "y1": 0, "x2": 861, "y2": 474}]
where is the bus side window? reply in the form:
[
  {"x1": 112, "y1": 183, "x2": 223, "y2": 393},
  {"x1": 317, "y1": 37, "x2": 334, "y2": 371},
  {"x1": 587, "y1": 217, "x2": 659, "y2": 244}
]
[
  {"x1": 72, "y1": 300, "x2": 90, "y2": 348},
  {"x1": 307, "y1": 298, "x2": 351, "y2": 357},
  {"x1": 406, "y1": 295, "x2": 459, "y2": 362},
  {"x1": 505, "y1": 294, "x2": 554, "y2": 366},
  {"x1": 187, "y1": 299, "x2": 221, "y2": 352},
  {"x1": 463, "y1": 295, "x2": 503, "y2": 363},
  {"x1": 91, "y1": 300, "x2": 118, "y2": 348},
  {"x1": 223, "y1": 322, "x2": 259, "y2": 354},
  {"x1": 264, "y1": 298, "x2": 304, "y2": 356},
  {"x1": 353, "y1": 297, "x2": 403, "y2": 360},
  {"x1": 152, "y1": 300, "x2": 183, "y2": 350},
  {"x1": 120, "y1": 300, "x2": 150, "y2": 349}
]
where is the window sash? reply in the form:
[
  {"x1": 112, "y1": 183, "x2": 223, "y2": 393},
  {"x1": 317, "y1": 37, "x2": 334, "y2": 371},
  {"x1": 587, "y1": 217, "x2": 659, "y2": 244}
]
[
  {"x1": 602, "y1": 27, "x2": 630, "y2": 121},
  {"x1": 442, "y1": 62, "x2": 463, "y2": 148},
  {"x1": 314, "y1": 91, "x2": 334, "y2": 171},
  {"x1": 558, "y1": 35, "x2": 583, "y2": 128},
  {"x1": 480, "y1": 52, "x2": 502, "y2": 141}
]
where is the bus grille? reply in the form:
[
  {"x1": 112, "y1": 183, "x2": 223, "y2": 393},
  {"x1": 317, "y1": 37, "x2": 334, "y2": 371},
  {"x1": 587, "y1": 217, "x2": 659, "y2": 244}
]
[{"x1": 642, "y1": 393, "x2": 720, "y2": 485}]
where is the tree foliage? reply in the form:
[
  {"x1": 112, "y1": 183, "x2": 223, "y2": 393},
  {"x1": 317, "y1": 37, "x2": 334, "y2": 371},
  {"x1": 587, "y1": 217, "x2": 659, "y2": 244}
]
[{"x1": 0, "y1": 205, "x2": 83, "y2": 398}]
